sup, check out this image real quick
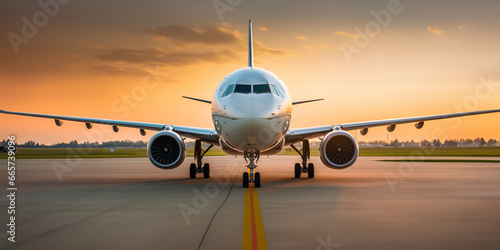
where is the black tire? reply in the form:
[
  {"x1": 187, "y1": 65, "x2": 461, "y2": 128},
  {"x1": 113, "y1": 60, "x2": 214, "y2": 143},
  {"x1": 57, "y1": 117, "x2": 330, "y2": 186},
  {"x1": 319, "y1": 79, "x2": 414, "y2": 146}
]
[
  {"x1": 255, "y1": 172, "x2": 261, "y2": 188},
  {"x1": 203, "y1": 163, "x2": 210, "y2": 178},
  {"x1": 294, "y1": 163, "x2": 301, "y2": 178},
  {"x1": 307, "y1": 163, "x2": 315, "y2": 178},
  {"x1": 243, "y1": 172, "x2": 249, "y2": 188},
  {"x1": 190, "y1": 163, "x2": 196, "y2": 179}
]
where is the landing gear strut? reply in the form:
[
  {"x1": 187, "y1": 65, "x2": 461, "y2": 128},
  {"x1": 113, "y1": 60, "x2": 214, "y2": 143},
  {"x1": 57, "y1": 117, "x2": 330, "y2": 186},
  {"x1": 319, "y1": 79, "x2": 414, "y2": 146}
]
[
  {"x1": 190, "y1": 140, "x2": 213, "y2": 179},
  {"x1": 291, "y1": 140, "x2": 314, "y2": 178},
  {"x1": 243, "y1": 149, "x2": 261, "y2": 188}
]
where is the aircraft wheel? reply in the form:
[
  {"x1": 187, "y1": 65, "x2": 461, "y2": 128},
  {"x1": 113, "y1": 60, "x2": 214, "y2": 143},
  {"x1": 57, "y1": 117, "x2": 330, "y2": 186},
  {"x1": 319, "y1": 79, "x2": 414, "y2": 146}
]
[
  {"x1": 255, "y1": 172, "x2": 261, "y2": 188},
  {"x1": 190, "y1": 163, "x2": 196, "y2": 179},
  {"x1": 294, "y1": 163, "x2": 301, "y2": 178},
  {"x1": 203, "y1": 163, "x2": 210, "y2": 178},
  {"x1": 243, "y1": 172, "x2": 249, "y2": 188},
  {"x1": 307, "y1": 163, "x2": 315, "y2": 178}
]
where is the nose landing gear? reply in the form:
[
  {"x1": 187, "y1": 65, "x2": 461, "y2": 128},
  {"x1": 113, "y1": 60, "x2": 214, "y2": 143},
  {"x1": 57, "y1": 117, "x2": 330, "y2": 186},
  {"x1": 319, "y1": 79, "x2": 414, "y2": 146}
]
[
  {"x1": 243, "y1": 149, "x2": 261, "y2": 188},
  {"x1": 190, "y1": 140, "x2": 213, "y2": 179},
  {"x1": 291, "y1": 140, "x2": 314, "y2": 179}
]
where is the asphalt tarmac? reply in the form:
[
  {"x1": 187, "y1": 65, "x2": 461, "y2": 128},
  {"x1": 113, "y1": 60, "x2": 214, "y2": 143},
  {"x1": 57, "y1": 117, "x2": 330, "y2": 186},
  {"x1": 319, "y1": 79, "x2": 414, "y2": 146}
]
[{"x1": 1, "y1": 156, "x2": 499, "y2": 250}]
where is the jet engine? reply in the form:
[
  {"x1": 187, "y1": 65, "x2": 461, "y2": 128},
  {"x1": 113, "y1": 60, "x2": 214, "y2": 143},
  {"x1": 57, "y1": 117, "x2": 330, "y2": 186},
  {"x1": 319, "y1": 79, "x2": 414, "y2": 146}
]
[
  {"x1": 147, "y1": 130, "x2": 186, "y2": 169},
  {"x1": 319, "y1": 130, "x2": 359, "y2": 169}
]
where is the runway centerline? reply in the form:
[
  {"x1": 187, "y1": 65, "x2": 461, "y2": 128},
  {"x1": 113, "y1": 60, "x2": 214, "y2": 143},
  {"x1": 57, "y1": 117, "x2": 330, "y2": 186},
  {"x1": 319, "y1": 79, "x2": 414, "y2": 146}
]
[{"x1": 243, "y1": 187, "x2": 267, "y2": 250}]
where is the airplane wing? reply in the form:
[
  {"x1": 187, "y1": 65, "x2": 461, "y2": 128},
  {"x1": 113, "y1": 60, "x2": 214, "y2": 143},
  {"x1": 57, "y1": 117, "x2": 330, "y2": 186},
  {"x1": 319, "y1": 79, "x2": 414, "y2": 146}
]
[
  {"x1": 292, "y1": 98, "x2": 324, "y2": 105},
  {"x1": 285, "y1": 109, "x2": 500, "y2": 145},
  {"x1": 0, "y1": 109, "x2": 220, "y2": 145},
  {"x1": 182, "y1": 96, "x2": 212, "y2": 104}
]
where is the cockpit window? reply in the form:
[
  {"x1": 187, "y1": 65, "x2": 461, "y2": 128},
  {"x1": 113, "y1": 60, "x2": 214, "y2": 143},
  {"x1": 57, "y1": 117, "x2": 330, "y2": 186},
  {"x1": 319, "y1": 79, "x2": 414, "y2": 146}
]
[
  {"x1": 270, "y1": 84, "x2": 283, "y2": 97},
  {"x1": 234, "y1": 84, "x2": 252, "y2": 94},
  {"x1": 222, "y1": 84, "x2": 279, "y2": 96},
  {"x1": 253, "y1": 84, "x2": 271, "y2": 94},
  {"x1": 222, "y1": 84, "x2": 235, "y2": 97}
]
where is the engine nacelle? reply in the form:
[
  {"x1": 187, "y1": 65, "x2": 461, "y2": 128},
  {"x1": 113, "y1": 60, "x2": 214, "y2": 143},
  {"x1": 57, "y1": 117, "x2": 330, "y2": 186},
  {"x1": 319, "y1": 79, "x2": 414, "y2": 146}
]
[
  {"x1": 319, "y1": 130, "x2": 359, "y2": 169},
  {"x1": 147, "y1": 130, "x2": 186, "y2": 169}
]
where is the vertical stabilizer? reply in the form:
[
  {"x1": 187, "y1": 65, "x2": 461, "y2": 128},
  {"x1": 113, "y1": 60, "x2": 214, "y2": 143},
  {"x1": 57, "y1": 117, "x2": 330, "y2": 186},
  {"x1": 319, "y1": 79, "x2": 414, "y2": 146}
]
[{"x1": 248, "y1": 20, "x2": 254, "y2": 68}]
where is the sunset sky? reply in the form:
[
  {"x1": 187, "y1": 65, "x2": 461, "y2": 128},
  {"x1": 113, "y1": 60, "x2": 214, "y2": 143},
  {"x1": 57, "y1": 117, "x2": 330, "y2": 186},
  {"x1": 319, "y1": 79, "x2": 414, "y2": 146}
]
[{"x1": 1, "y1": 0, "x2": 499, "y2": 144}]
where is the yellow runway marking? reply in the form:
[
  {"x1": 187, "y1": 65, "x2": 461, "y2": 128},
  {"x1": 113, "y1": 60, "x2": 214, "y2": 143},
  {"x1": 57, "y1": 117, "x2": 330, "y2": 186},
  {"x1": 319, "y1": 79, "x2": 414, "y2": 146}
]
[{"x1": 242, "y1": 187, "x2": 268, "y2": 250}]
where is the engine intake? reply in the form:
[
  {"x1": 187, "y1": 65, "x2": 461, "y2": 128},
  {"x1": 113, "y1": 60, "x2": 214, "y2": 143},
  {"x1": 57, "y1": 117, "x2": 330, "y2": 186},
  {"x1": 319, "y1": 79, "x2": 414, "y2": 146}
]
[
  {"x1": 147, "y1": 131, "x2": 186, "y2": 169},
  {"x1": 319, "y1": 130, "x2": 359, "y2": 169}
]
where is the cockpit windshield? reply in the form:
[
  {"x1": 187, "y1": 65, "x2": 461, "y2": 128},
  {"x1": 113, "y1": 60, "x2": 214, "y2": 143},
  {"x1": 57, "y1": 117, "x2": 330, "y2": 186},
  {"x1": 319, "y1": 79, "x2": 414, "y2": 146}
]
[
  {"x1": 234, "y1": 84, "x2": 252, "y2": 94},
  {"x1": 270, "y1": 84, "x2": 283, "y2": 97},
  {"x1": 222, "y1": 84, "x2": 235, "y2": 97},
  {"x1": 253, "y1": 84, "x2": 271, "y2": 94},
  {"x1": 221, "y1": 83, "x2": 280, "y2": 97}
]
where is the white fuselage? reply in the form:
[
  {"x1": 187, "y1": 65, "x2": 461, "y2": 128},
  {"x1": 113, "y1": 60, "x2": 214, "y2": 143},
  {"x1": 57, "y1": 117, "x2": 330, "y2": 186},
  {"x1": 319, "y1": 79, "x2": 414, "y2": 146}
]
[{"x1": 211, "y1": 67, "x2": 292, "y2": 155}]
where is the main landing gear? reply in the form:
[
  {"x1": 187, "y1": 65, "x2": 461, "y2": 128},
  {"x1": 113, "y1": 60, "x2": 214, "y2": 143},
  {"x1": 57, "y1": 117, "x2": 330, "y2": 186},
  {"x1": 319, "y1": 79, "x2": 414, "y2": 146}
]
[
  {"x1": 291, "y1": 140, "x2": 314, "y2": 179},
  {"x1": 190, "y1": 140, "x2": 213, "y2": 179},
  {"x1": 242, "y1": 149, "x2": 261, "y2": 188}
]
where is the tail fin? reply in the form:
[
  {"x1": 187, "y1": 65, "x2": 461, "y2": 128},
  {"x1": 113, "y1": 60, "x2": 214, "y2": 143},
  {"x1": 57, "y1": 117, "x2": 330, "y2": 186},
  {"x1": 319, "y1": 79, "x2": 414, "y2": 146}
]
[{"x1": 248, "y1": 20, "x2": 254, "y2": 68}]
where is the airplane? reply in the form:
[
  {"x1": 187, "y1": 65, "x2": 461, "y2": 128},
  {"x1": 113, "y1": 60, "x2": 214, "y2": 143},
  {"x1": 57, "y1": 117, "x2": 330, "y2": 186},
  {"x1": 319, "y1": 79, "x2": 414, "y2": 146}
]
[{"x1": 1, "y1": 20, "x2": 500, "y2": 188}]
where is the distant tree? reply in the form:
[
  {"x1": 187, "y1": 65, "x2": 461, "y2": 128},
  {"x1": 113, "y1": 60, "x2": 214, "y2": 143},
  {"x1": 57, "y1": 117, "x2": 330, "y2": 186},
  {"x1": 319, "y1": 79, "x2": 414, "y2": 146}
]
[
  {"x1": 390, "y1": 139, "x2": 401, "y2": 147},
  {"x1": 432, "y1": 139, "x2": 442, "y2": 147},
  {"x1": 443, "y1": 139, "x2": 458, "y2": 147},
  {"x1": 22, "y1": 140, "x2": 36, "y2": 148},
  {"x1": 472, "y1": 137, "x2": 486, "y2": 147},
  {"x1": 480, "y1": 138, "x2": 486, "y2": 147},
  {"x1": 421, "y1": 139, "x2": 432, "y2": 147}
]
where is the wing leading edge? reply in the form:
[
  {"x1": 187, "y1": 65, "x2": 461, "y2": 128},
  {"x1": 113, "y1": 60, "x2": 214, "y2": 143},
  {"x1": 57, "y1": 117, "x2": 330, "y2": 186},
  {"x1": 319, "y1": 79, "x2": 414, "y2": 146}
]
[
  {"x1": 0, "y1": 109, "x2": 219, "y2": 145},
  {"x1": 285, "y1": 108, "x2": 500, "y2": 145}
]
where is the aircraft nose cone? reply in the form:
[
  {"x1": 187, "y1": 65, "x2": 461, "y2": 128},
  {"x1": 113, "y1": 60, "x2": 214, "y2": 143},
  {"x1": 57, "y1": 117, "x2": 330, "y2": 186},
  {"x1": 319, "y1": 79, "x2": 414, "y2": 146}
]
[{"x1": 234, "y1": 95, "x2": 271, "y2": 118}]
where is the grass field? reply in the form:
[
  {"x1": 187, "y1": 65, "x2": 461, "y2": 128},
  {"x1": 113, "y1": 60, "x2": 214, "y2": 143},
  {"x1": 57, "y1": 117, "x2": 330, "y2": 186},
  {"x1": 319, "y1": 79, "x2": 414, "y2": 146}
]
[
  {"x1": 1, "y1": 147, "x2": 499, "y2": 159},
  {"x1": 279, "y1": 147, "x2": 500, "y2": 157},
  {"x1": 0, "y1": 148, "x2": 226, "y2": 160},
  {"x1": 357, "y1": 147, "x2": 500, "y2": 157},
  {"x1": 380, "y1": 159, "x2": 500, "y2": 163}
]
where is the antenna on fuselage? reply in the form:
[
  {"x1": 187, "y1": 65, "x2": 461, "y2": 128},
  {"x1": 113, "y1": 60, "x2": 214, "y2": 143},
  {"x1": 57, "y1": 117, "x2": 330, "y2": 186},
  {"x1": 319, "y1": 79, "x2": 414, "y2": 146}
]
[{"x1": 248, "y1": 20, "x2": 254, "y2": 68}]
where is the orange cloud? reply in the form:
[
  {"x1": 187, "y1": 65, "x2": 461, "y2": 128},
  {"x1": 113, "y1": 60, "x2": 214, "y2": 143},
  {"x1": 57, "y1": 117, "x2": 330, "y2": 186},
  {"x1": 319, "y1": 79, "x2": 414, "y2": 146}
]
[
  {"x1": 95, "y1": 48, "x2": 241, "y2": 66},
  {"x1": 295, "y1": 35, "x2": 309, "y2": 41},
  {"x1": 258, "y1": 26, "x2": 268, "y2": 32},
  {"x1": 140, "y1": 25, "x2": 241, "y2": 45},
  {"x1": 427, "y1": 26, "x2": 444, "y2": 35},
  {"x1": 333, "y1": 31, "x2": 359, "y2": 39},
  {"x1": 220, "y1": 21, "x2": 231, "y2": 27},
  {"x1": 91, "y1": 64, "x2": 154, "y2": 77},
  {"x1": 253, "y1": 41, "x2": 291, "y2": 56}
]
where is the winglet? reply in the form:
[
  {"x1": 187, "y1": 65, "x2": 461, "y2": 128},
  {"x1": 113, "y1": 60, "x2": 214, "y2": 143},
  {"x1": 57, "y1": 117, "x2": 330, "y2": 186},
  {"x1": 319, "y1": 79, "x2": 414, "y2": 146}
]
[{"x1": 248, "y1": 20, "x2": 254, "y2": 68}]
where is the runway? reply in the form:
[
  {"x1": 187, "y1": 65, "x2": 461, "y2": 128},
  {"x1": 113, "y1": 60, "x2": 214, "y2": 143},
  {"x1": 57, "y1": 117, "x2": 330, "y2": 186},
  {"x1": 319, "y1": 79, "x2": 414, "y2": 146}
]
[{"x1": 1, "y1": 155, "x2": 500, "y2": 250}]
